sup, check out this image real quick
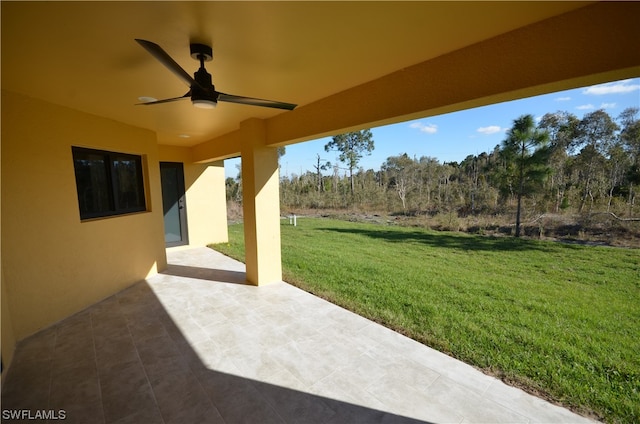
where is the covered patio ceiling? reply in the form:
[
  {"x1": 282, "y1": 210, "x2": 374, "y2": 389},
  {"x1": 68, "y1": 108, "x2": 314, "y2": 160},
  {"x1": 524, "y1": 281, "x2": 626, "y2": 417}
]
[{"x1": 2, "y1": 1, "x2": 639, "y2": 159}]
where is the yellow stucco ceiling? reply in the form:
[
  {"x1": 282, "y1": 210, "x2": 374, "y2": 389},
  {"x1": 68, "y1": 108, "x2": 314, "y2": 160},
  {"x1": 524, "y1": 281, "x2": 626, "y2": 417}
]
[{"x1": 0, "y1": 1, "x2": 603, "y2": 147}]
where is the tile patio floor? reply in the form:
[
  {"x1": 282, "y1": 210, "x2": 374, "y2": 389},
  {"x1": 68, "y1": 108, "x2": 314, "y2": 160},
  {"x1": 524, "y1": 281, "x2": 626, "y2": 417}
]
[{"x1": 1, "y1": 247, "x2": 596, "y2": 423}]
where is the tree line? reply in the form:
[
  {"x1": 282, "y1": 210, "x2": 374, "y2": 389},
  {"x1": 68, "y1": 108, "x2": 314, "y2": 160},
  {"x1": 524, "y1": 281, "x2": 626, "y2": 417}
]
[{"x1": 226, "y1": 107, "x2": 639, "y2": 235}]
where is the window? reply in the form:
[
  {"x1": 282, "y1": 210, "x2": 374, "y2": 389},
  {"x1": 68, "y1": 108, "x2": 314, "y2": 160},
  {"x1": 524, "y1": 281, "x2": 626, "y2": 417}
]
[{"x1": 72, "y1": 147, "x2": 146, "y2": 220}]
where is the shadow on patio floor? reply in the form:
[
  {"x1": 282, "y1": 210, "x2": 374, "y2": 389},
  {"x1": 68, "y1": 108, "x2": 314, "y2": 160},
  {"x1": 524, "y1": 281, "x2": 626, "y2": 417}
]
[{"x1": 1, "y1": 274, "x2": 432, "y2": 423}]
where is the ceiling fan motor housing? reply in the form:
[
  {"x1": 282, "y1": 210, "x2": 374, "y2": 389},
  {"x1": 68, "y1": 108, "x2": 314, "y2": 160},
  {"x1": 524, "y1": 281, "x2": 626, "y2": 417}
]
[
  {"x1": 190, "y1": 43, "x2": 213, "y2": 61},
  {"x1": 192, "y1": 67, "x2": 218, "y2": 103}
]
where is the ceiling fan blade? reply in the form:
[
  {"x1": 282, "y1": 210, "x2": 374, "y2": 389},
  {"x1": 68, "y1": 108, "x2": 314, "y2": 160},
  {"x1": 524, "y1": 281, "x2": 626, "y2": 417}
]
[
  {"x1": 136, "y1": 92, "x2": 190, "y2": 105},
  {"x1": 218, "y1": 93, "x2": 297, "y2": 110},
  {"x1": 135, "y1": 39, "x2": 201, "y2": 89}
]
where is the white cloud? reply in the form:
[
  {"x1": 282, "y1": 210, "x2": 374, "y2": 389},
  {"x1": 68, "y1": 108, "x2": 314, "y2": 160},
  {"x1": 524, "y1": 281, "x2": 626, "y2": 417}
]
[
  {"x1": 409, "y1": 122, "x2": 438, "y2": 134},
  {"x1": 555, "y1": 96, "x2": 571, "y2": 101},
  {"x1": 576, "y1": 104, "x2": 595, "y2": 110},
  {"x1": 600, "y1": 102, "x2": 616, "y2": 109},
  {"x1": 582, "y1": 79, "x2": 640, "y2": 95},
  {"x1": 477, "y1": 125, "x2": 502, "y2": 135}
]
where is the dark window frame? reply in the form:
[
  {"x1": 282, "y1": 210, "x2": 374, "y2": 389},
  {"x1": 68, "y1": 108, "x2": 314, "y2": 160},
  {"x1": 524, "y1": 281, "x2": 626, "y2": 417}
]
[{"x1": 72, "y1": 146, "x2": 147, "y2": 220}]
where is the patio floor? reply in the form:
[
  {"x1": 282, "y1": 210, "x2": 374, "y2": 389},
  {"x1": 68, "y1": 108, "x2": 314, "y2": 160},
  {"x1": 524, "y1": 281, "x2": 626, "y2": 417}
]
[{"x1": 1, "y1": 247, "x2": 596, "y2": 423}]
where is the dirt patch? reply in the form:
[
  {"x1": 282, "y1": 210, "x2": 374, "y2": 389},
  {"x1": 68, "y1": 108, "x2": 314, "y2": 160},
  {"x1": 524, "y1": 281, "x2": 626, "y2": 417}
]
[
  {"x1": 226, "y1": 202, "x2": 639, "y2": 248},
  {"x1": 276, "y1": 206, "x2": 640, "y2": 249}
]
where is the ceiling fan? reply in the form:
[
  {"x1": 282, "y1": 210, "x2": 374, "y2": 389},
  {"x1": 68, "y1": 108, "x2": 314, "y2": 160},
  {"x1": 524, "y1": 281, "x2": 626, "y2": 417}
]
[{"x1": 135, "y1": 39, "x2": 297, "y2": 111}]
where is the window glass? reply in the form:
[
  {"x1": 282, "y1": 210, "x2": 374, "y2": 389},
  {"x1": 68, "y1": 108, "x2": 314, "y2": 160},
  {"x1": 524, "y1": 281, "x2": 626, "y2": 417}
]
[
  {"x1": 112, "y1": 156, "x2": 145, "y2": 212},
  {"x1": 72, "y1": 147, "x2": 146, "y2": 219}
]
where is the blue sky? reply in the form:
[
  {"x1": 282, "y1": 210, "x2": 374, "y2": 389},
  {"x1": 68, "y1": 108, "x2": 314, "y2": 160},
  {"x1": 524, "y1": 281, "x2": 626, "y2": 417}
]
[{"x1": 225, "y1": 78, "x2": 640, "y2": 179}]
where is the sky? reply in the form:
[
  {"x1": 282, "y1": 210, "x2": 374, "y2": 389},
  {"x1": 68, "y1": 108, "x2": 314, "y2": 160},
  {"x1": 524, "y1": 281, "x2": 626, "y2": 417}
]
[{"x1": 225, "y1": 78, "x2": 640, "y2": 179}]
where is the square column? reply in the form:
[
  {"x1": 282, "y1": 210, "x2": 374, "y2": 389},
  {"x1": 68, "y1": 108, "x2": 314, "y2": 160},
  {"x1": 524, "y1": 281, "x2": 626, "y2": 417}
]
[{"x1": 240, "y1": 119, "x2": 282, "y2": 285}]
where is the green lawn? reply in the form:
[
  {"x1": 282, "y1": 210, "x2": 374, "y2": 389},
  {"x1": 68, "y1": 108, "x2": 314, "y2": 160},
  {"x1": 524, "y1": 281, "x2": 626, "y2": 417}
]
[{"x1": 210, "y1": 218, "x2": 640, "y2": 423}]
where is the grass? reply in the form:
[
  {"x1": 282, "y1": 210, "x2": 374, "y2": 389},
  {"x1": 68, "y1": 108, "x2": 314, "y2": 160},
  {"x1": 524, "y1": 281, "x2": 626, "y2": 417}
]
[{"x1": 211, "y1": 217, "x2": 640, "y2": 423}]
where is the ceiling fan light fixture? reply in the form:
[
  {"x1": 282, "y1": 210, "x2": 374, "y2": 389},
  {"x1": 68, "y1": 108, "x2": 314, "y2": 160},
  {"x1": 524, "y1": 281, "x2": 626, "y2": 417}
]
[
  {"x1": 192, "y1": 99, "x2": 217, "y2": 109},
  {"x1": 138, "y1": 96, "x2": 157, "y2": 103}
]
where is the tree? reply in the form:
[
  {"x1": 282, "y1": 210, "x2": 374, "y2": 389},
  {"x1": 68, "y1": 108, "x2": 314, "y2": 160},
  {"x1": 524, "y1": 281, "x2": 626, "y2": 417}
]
[
  {"x1": 619, "y1": 107, "x2": 640, "y2": 215},
  {"x1": 417, "y1": 156, "x2": 441, "y2": 211},
  {"x1": 605, "y1": 140, "x2": 628, "y2": 211},
  {"x1": 382, "y1": 153, "x2": 415, "y2": 213},
  {"x1": 313, "y1": 154, "x2": 331, "y2": 192},
  {"x1": 460, "y1": 155, "x2": 480, "y2": 214},
  {"x1": 501, "y1": 115, "x2": 551, "y2": 237},
  {"x1": 324, "y1": 129, "x2": 375, "y2": 195},
  {"x1": 619, "y1": 107, "x2": 640, "y2": 161},
  {"x1": 574, "y1": 110, "x2": 619, "y2": 212},
  {"x1": 538, "y1": 111, "x2": 579, "y2": 212}
]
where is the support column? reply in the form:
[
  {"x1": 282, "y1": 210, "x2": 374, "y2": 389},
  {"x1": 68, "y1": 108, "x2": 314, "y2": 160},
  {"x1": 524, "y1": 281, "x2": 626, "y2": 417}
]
[{"x1": 240, "y1": 118, "x2": 282, "y2": 285}]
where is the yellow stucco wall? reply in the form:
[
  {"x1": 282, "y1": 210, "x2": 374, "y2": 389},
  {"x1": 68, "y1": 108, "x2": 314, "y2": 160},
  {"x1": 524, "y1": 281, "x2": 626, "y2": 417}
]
[
  {"x1": 1, "y1": 90, "x2": 167, "y2": 340},
  {"x1": 184, "y1": 163, "x2": 228, "y2": 247},
  {"x1": 0, "y1": 129, "x2": 16, "y2": 370},
  {"x1": 1, "y1": 242, "x2": 16, "y2": 373},
  {"x1": 158, "y1": 145, "x2": 228, "y2": 248}
]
